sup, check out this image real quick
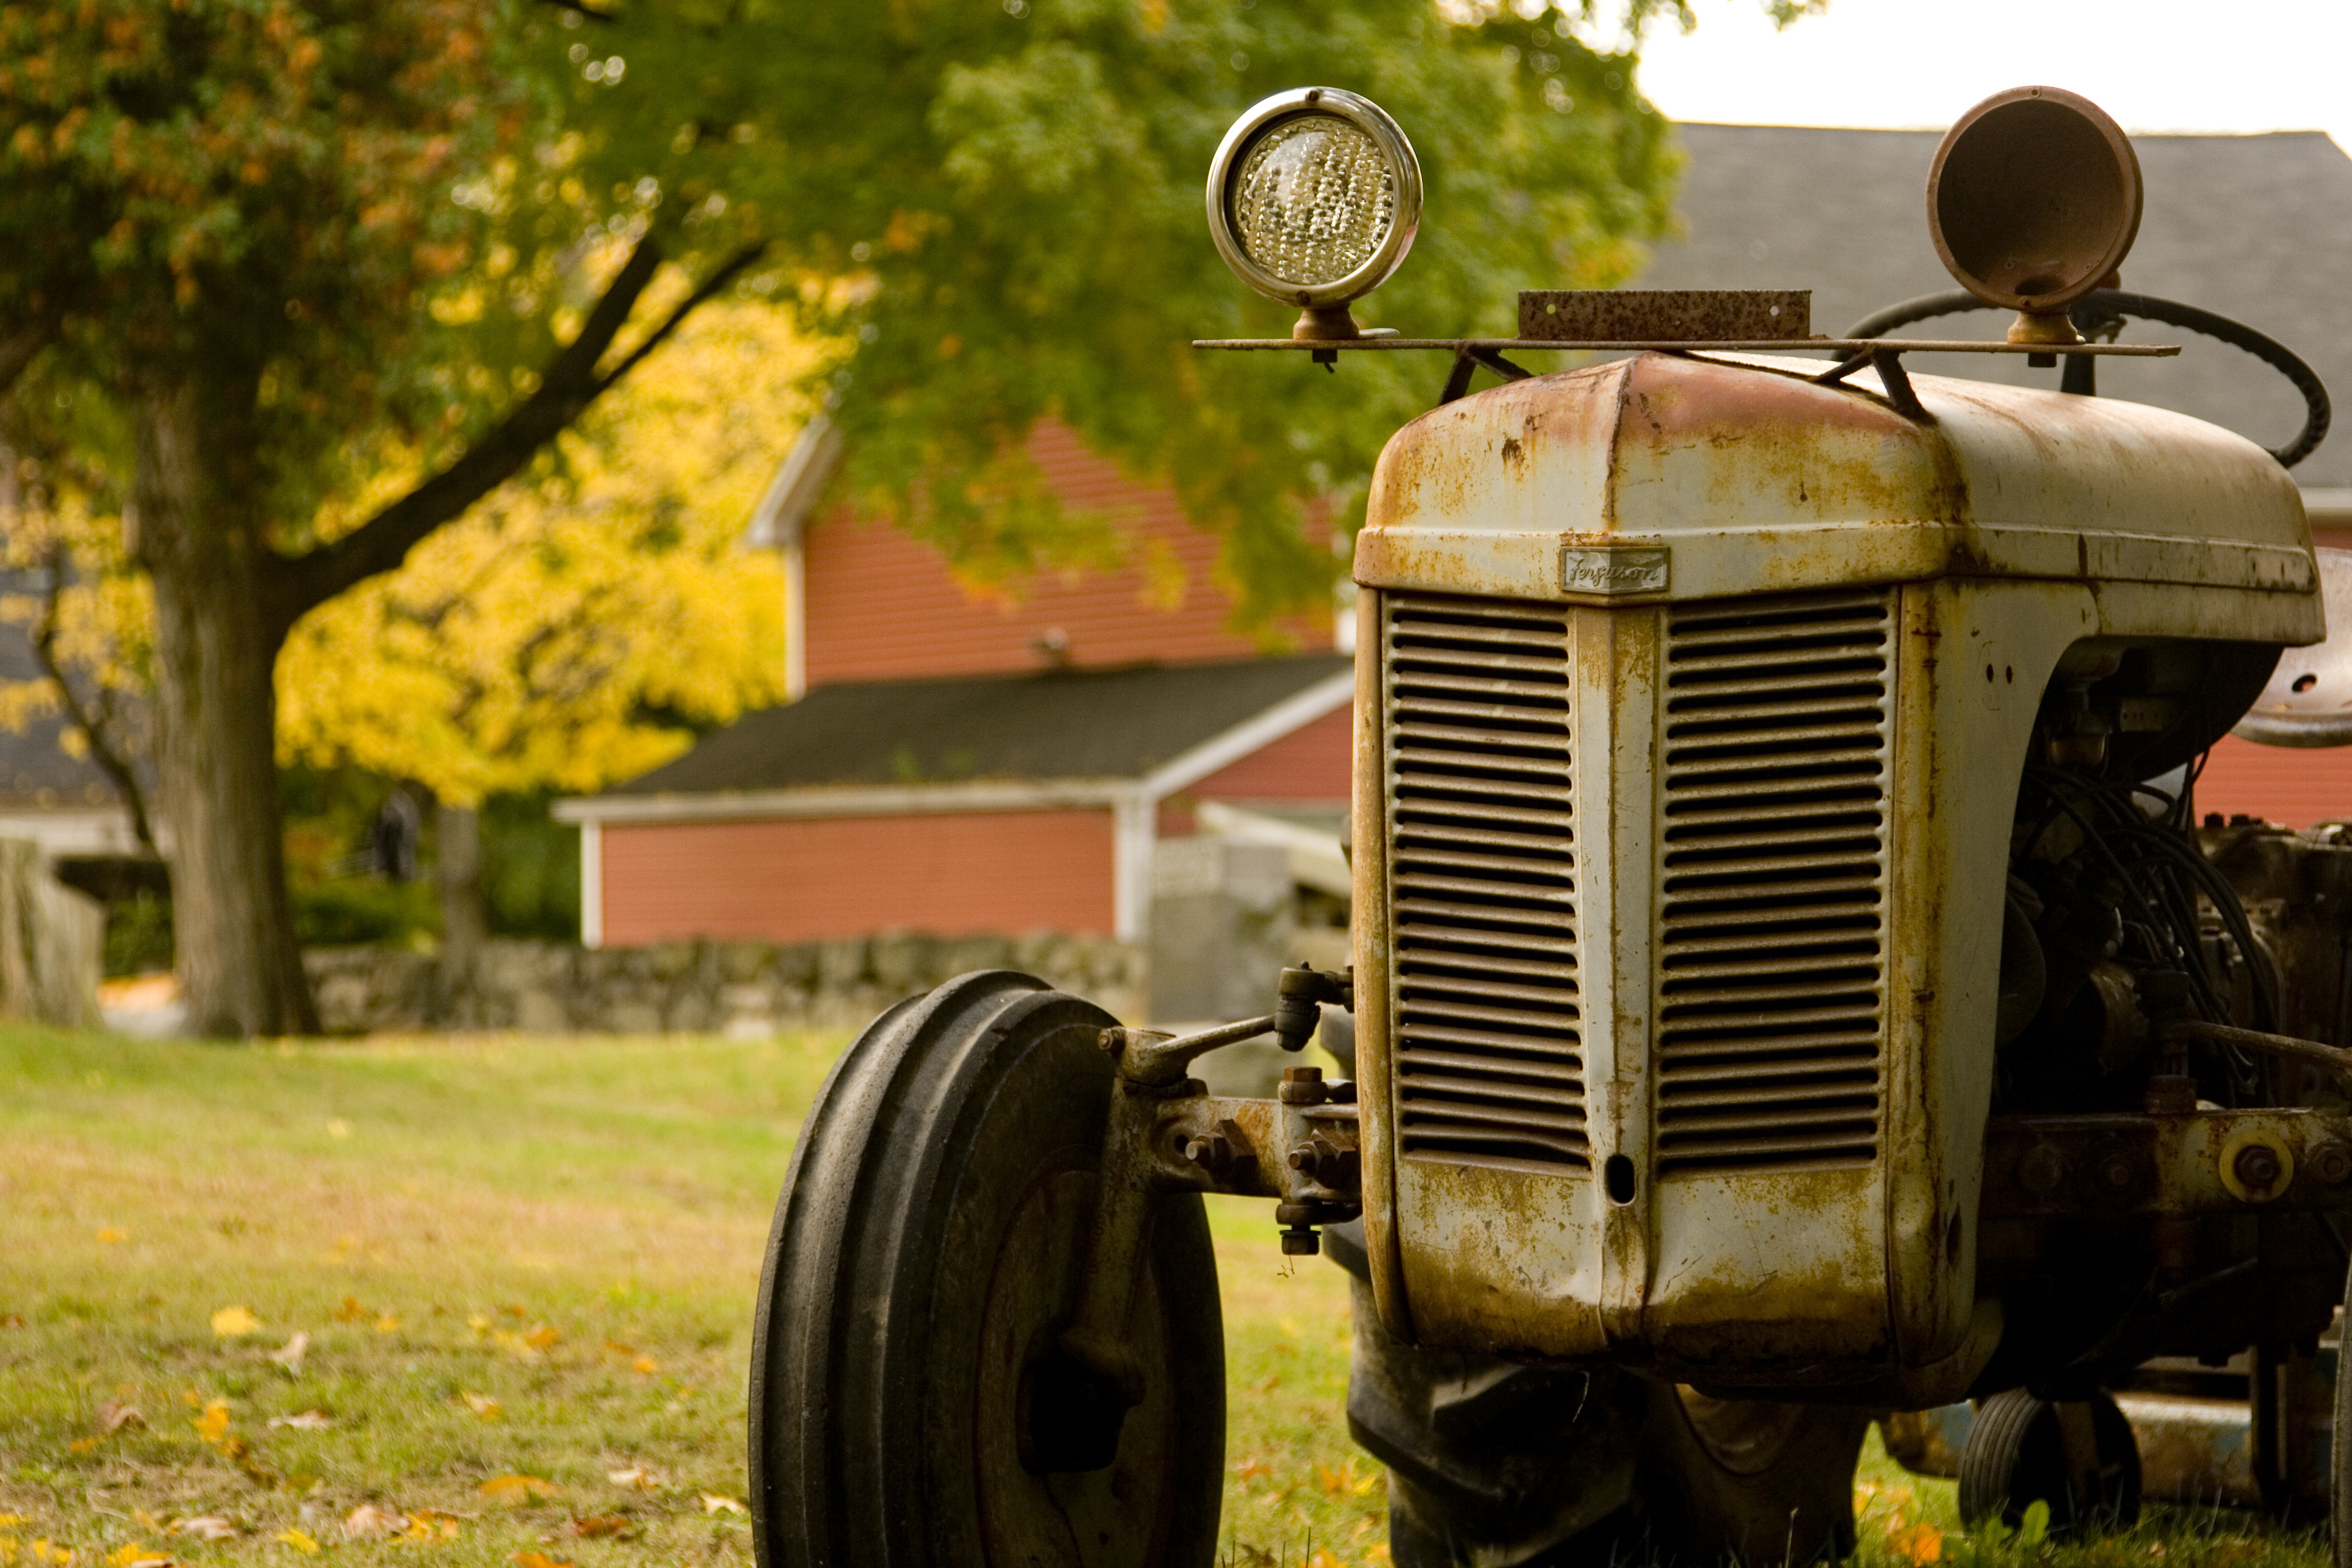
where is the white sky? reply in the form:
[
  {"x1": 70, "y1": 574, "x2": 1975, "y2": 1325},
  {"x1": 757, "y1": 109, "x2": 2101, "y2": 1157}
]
[{"x1": 1632, "y1": 0, "x2": 2352, "y2": 154}]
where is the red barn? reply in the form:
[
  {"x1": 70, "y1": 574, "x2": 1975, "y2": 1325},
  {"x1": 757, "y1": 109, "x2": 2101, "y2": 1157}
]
[{"x1": 557, "y1": 419, "x2": 1351, "y2": 949}]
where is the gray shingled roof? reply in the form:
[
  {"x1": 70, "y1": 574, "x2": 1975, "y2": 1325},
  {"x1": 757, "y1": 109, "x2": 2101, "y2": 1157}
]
[
  {"x1": 609, "y1": 655, "x2": 1351, "y2": 796},
  {"x1": 1637, "y1": 125, "x2": 2352, "y2": 487}
]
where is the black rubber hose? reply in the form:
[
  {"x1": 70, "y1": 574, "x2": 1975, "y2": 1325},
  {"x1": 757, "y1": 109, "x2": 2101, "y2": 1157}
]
[{"x1": 1840, "y1": 289, "x2": 2331, "y2": 469}]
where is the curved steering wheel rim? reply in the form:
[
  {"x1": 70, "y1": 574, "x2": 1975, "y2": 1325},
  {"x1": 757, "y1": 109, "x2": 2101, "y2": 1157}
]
[{"x1": 1841, "y1": 289, "x2": 2331, "y2": 470}]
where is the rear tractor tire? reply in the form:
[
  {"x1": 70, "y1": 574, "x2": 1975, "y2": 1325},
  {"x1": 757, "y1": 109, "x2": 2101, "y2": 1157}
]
[{"x1": 749, "y1": 971, "x2": 1226, "y2": 1568}]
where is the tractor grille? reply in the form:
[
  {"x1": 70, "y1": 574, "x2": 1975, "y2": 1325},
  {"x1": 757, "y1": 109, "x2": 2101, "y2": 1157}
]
[
  {"x1": 1382, "y1": 594, "x2": 1586, "y2": 1172},
  {"x1": 1654, "y1": 590, "x2": 1893, "y2": 1175}
]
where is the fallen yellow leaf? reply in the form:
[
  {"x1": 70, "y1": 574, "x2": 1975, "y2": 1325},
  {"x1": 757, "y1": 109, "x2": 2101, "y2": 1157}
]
[
  {"x1": 193, "y1": 1401, "x2": 230, "y2": 1446},
  {"x1": 524, "y1": 1325, "x2": 561, "y2": 1350},
  {"x1": 96, "y1": 1229, "x2": 126, "y2": 1244},
  {"x1": 373, "y1": 1315, "x2": 402, "y2": 1335},
  {"x1": 342, "y1": 1504, "x2": 405, "y2": 1540},
  {"x1": 166, "y1": 1520, "x2": 234, "y2": 1543},
  {"x1": 103, "y1": 1546, "x2": 168, "y2": 1568},
  {"x1": 699, "y1": 1495, "x2": 746, "y2": 1516},
  {"x1": 68, "y1": 1437, "x2": 100, "y2": 1453},
  {"x1": 1305, "y1": 1553, "x2": 1344, "y2": 1568},
  {"x1": 273, "y1": 1530, "x2": 320, "y2": 1555},
  {"x1": 0, "y1": 1514, "x2": 27, "y2": 1526},
  {"x1": 631, "y1": 1356, "x2": 658, "y2": 1375},
  {"x1": 462, "y1": 1391, "x2": 501, "y2": 1419},
  {"x1": 567, "y1": 1516, "x2": 631, "y2": 1540},
  {"x1": 1894, "y1": 1522, "x2": 1943, "y2": 1565},
  {"x1": 210, "y1": 1307, "x2": 261, "y2": 1338},
  {"x1": 477, "y1": 1475, "x2": 562, "y2": 1504},
  {"x1": 511, "y1": 1553, "x2": 575, "y2": 1568},
  {"x1": 333, "y1": 1297, "x2": 369, "y2": 1323},
  {"x1": 606, "y1": 1466, "x2": 658, "y2": 1491}
]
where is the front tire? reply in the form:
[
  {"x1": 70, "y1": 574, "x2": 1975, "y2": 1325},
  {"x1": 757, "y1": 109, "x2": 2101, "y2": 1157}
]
[
  {"x1": 1957, "y1": 1388, "x2": 2141, "y2": 1537},
  {"x1": 1333, "y1": 1224, "x2": 1867, "y2": 1566},
  {"x1": 749, "y1": 971, "x2": 1226, "y2": 1567}
]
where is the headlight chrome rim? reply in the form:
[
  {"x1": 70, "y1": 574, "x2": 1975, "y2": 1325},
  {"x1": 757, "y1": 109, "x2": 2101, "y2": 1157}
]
[{"x1": 1206, "y1": 86, "x2": 1422, "y2": 312}]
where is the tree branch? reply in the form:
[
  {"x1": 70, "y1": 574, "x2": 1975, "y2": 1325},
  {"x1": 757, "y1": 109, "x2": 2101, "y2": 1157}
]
[
  {"x1": 0, "y1": 312, "x2": 57, "y2": 404},
  {"x1": 262, "y1": 235, "x2": 767, "y2": 639},
  {"x1": 33, "y1": 542, "x2": 157, "y2": 855}
]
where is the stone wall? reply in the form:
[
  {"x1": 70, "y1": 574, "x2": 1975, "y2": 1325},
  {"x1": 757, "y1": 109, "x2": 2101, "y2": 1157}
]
[
  {"x1": 0, "y1": 837, "x2": 102, "y2": 1028},
  {"x1": 302, "y1": 930, "x2": 1145, "y2": 1037}
]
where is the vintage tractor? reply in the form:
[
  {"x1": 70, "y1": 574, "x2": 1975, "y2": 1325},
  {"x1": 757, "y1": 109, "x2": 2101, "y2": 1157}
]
[{"x1": 747, "y1": 85, "x2": 2352, "y2": 1567}]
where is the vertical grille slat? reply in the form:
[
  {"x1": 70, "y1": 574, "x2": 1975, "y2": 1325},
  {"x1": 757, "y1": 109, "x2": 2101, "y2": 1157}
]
[
  {"x1": 1385, "y1": 593, "x2": 1586, "y2": 1173},
  {"x1": 1656, "y1": 589, "x2": 1893, "y2": 1176}
]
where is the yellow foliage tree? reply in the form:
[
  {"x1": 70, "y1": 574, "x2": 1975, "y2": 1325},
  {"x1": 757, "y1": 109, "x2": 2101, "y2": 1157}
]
[
  {"x1": 2, "y1": 293, "x2": 819, "y2": 952},
  {"x1": 275, "y1": 297, "x2": 815, "y2": 808}
]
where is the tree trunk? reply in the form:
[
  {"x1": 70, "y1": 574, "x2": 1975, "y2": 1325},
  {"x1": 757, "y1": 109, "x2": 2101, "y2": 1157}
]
[
  {"x1": 130, "y1": 380, "x2": 317, "y2": 1037},
  {"x1": 436, "y1": 799, "x2": 488, "y2": 990}
]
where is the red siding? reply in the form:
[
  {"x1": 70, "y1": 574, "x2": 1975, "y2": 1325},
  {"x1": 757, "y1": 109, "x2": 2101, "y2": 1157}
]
[
  {"x1": 2198, "y1": 735, "x2": 2352, "y2": 828},
  {"x1": 1157, "y1": 707, "x2": 1352, "y2": 836},
  {"x1": 599, "y1": 811, "x2": 1116, "y2": 944},
  {"x1": 1187, "y1": 707, "x2": 1352, "y2": 802},
  {"x1": 803, "y1": 420, "x2": 1330, "y2": 685}
]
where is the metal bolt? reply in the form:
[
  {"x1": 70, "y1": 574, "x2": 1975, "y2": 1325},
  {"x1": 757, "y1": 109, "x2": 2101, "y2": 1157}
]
[
  {"x1": 2234, "y1": 1143, "x2": 2284, "y2": 1192},
  {"x1": 2018, "y1": 1143, "x2": 2066, "y2": 1195},
  {"x1": 1182, "y1": 1134, "x2": 1233, "y2": 1175},
  {"x1": 2313, "y1": 1142, "x2": 2352, "y2": 1185},
  {"x1": 1275, "y1": 1200, "x2": 1323, "y2": 1256},
  {"x1": 2096, "y1": 1151, "x2": 2137, "y2": 1192},
  {"x1": 1278, "y1": 1066, "x2": 1327, "y2": 1106},
  {"x1": 1287, "y1": 1136, "x2": 1361, "y2": 1191}
]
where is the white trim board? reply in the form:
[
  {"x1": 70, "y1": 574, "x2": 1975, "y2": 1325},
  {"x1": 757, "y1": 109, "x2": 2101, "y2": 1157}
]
[
  {"x1": 579, "y1": 821, "x2": 603, "y2": 949},
  {"x1": 1137, "y1": 670, "x2": 1355, "y2": 799},
  {"x1": 555, "y1": 777, "x2": 1135, "y2": 827}
]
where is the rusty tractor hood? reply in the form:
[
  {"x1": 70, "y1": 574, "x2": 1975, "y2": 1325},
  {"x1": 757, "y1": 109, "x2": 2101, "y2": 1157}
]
[{"x1": 1356, "y1": 351, "x2": 2318, "y2": 617}]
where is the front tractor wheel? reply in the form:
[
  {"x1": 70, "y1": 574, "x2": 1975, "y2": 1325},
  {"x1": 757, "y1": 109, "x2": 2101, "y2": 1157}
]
[
  {"x1": 748, "y1": 971, "x2": 1226, "y2": 1567},
  {"x1": 1334, "y1": 1226, "x2": 1869, "y2": 1566},
  {"x1": 1956, "y1": 1388, "x2": 2141, "y2": 1537}
]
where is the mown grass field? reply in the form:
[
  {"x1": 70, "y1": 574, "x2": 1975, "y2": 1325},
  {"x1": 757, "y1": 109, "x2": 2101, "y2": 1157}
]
[{"x1": 0, "y1": 1023, "x2": 2334, "y2": 1568}]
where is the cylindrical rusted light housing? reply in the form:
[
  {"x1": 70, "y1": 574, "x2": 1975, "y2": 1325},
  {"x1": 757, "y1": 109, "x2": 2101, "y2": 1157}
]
[{"x1": 1927, "y1": 85, "x2": 2143, "y2": 345}]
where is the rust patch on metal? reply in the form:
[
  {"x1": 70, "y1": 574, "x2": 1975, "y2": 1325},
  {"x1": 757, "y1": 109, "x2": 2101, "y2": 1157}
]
[{"x1": 1520, "y1": 290, "x2": 1811, "y2": 342}]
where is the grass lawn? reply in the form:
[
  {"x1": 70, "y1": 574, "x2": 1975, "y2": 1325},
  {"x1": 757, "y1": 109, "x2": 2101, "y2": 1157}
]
[{"x1": 0, "y1": 1023, "x2": 2332, "y2": 1568}]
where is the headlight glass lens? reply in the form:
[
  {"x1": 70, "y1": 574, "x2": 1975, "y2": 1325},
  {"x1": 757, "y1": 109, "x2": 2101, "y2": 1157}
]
[{"x1": 1229, "y1": 114, "x2": 1396, "y2": 287}]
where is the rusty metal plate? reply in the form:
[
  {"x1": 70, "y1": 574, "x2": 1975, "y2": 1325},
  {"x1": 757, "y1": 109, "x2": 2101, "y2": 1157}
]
[
  {"x1": 1518, "y1": 289, "x2": 1810, "y2": 342},
  {"x1": 2234, "y1": 546, "x2": 2352, "y2": 748},
  {"x1": 1192, "y1": 336, "x2": 2179, "y2": 356}
]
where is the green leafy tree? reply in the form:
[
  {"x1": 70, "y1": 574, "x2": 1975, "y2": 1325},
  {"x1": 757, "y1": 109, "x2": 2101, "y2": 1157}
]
[{"x1": 0, "y1": 0, "x2": 1798, "y2": 1036}]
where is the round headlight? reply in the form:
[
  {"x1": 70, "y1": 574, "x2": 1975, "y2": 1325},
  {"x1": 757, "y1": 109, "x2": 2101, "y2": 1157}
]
[{"x1": 1206, "y1": 87, "x2": 1421, "y2": 330}]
